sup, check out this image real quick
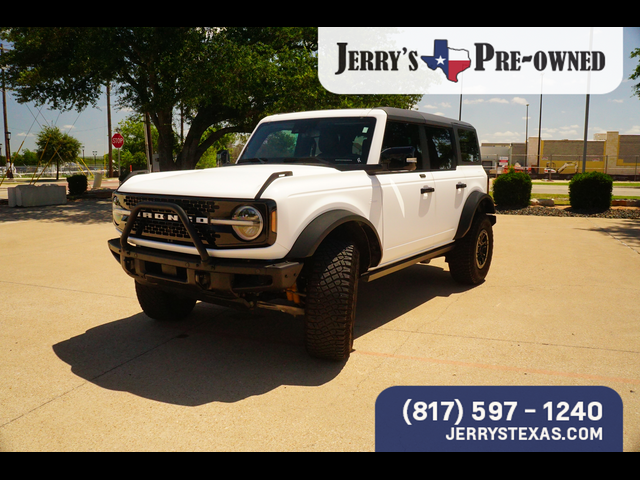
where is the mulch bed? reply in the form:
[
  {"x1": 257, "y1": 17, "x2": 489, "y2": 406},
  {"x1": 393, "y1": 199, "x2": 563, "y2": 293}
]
[{"x1": 496, "y1": 206, "x2": 640, "y2": 219}]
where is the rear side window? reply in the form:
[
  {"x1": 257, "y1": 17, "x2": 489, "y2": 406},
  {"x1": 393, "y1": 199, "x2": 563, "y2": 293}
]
[
  {"x1": 458, "y1": 128, "x2": 482, "y2": 165},
  {"x1": 424, "y1": 126, "x2": 456, "y2": 171}
]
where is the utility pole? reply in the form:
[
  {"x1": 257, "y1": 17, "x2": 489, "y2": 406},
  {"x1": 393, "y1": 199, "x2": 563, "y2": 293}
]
[
  {"x1": 1, "y1": 43, "x2": 13, "y2": 179},
  {"x1": 144, "y1": 112, "x2": 153, "y2": 172}
]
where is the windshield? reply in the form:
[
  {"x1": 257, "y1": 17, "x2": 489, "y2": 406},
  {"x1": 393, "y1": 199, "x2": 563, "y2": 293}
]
[{"x1": 239, "y1": 117, "x2": 377, "y2": 167}]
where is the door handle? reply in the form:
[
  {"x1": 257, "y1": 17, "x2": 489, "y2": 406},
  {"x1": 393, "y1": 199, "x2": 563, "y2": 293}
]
[
  {"x1": 421, "y1": 186, "x2": 436, "y2": 195},
  {"x1": 456, "y1": 183, "x2": 468, "y2": 190}
]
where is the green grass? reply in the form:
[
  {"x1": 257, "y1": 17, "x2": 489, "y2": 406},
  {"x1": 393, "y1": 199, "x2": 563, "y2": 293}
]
[
  {"x1": 532, "y1": 182, "x2": 640, "y2": 188},
  {"x1": 531, "y1": 194, "x2": 640, "y2": 206}
]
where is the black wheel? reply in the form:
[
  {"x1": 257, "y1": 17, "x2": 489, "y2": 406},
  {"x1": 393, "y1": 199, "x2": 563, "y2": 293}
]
[
  {"x1": 135, "y1": 281, "x2": 197, "y2": 322},
  {"x1": 304, "y1": 239, "x2": 360, "y2": 362},
  {"x1": 448, "y1": 214, "x2": 494, "y2": 285}
]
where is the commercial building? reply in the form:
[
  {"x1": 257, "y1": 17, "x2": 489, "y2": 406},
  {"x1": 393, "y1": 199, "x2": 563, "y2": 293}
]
[{"x1": 482, "y1": 132, "x2": 640, "y2": 178}]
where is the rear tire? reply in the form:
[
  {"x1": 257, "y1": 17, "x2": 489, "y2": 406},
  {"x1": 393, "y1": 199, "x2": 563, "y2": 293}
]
[
  {"x1": 448, "y1": 214, "x2": 494, "y2": 285},
  {"x1": 135, "y1": 281, "x2": 197, "y2": 322},
  {"x1": 304, "y1": 240, "x2": 360, "y2": 362}
]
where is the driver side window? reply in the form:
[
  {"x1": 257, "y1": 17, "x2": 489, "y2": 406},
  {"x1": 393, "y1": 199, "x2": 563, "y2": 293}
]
[{"x1": 381, "y1": 122, "x2": 425, "y2": 171}]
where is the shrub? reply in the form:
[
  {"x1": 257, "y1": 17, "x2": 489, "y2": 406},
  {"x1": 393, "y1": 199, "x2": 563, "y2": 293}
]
[
  {"x1": 569, "y1": 172, "x2": 613, "y2": 211},
  {"x1": 493, "y1": 168, "x2": 532, "y2": 208},
  {"x1": 67, "y1": 174, "x2": 88, "y2": 196}
]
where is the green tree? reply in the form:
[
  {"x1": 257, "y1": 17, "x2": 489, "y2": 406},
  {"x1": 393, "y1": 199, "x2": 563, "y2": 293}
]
[
  {"x1": 632, "y1": 48, "x2": 640, "y2": 100},
  {"x1": 36, "y1": 126, "x2": 82, "y2": 180},
  {"x1": 0, "y1": 27, "x2": 421, "y2": 172},
  {"x1": 118, "y1": 115, "x2": 158, "y2": 159},
  {"x1": 12, "y1": 149, "x2": 39, "y2": 166}
]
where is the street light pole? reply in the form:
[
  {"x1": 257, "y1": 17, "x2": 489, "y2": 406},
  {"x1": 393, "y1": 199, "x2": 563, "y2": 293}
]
[
  {"x1": 582, "y1": 28, "x2": 594, "y2": 175},
  {"x1": 537, "y1": 93, "x2": 543, "y2": 173},
  {"x1": 525, "y1": 104, "x2": 530, "y2": 168},
  {"x1": 582, "y1": 94, "x2": 591, "y2": 174}
]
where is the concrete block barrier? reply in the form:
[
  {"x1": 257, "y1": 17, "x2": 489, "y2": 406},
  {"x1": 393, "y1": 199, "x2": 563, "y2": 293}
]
[{"x1": 8, "y1": 185, "x2": 67, "y2": 208}]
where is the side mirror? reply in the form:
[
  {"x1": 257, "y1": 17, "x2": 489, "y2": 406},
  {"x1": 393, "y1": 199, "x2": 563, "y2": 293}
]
[{"x1": 380, "y1": 146, "x2": 418, "y2": 172}]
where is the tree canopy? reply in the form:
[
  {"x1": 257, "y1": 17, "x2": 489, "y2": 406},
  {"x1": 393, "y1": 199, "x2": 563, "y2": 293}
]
[
  {"x1": 35, "y1": 125, "x2": 82, "y2": 180},
  {"x1": 0, "y1": 27, "x2": 421, "y2": 171},
  {"x1": 632, "y1": 48, "x2": 640, "y2": 101}
]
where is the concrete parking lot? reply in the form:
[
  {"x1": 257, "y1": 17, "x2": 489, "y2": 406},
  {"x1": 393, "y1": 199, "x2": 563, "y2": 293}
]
[{"x1": 0, "y1": 199, "x2": 639, "y2": 452}]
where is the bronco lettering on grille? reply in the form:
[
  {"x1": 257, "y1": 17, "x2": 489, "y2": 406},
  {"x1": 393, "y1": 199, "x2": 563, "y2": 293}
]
[{"x1": 141, "y1": 212, "x2": 210, "y2": 225}]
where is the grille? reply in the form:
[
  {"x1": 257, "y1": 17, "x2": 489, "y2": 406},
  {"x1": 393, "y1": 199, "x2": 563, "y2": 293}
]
[
  {"x1": 124, "y1": 195, "x2": 221, "y2": 216},
  {"x1": 121, "y1": 194, "x2": 274, "y2": 249},
  {"x1": 125, "y1": 195, "x2": 222, "y2": 247}
]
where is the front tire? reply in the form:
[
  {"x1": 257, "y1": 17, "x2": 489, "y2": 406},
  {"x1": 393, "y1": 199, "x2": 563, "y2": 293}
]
[
  {"x1": 304, "y1": 239, "x2": 360, "y2": 362},
  {"x1": 448, "y1": 214, "x2": 494, "y2": 285},
  {"x1": 135, "y1": 281, "x2": 197, "y2": 322}
]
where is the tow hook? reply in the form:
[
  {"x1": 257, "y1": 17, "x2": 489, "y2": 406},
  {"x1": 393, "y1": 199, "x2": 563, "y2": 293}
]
[{"x1": 286, "y1": 284, "x2": 302, "y2": 305}]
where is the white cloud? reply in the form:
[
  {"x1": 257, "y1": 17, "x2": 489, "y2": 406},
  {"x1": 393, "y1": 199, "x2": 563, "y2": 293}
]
[
  {"x1": 421, "y1": 102, "x2": 452, "y2": 110},
  {"x1": 464, "y1": 97, "x2": 530, "y2": 106},
  {"x1": 494, "y1": 131, "x2": 521, "y2": 138},
  {"x1": 540, "y1": 125, "x2": 581, "y2": 139},
  {"x1": 481, "y1": 131, "x2": 525, "y2": 143},
  {"x1": 624, "y1": 126, "x2": 640, "y2": 135}
]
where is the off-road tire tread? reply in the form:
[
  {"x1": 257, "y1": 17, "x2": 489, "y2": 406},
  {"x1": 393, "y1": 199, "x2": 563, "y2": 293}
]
[
  {"x1": 448, "y1": 214, "x2": 494, "y2": 286},
  {"x1": 304, "y1": 240, "x2": 360, "y2": 362}
]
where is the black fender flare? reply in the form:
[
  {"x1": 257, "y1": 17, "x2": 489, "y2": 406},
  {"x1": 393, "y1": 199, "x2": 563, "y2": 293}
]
[
  {"x1": 287, "y1": 210, "x2": 382, "y2": 270},
  {"x1": 454, "y1": 192, "x2": 497, "y2": 241}
]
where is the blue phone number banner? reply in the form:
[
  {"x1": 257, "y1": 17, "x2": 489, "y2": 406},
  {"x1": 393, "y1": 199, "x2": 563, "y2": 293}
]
[{"x1": 376, "y1": 387, "x2": 623, "y2": 453}]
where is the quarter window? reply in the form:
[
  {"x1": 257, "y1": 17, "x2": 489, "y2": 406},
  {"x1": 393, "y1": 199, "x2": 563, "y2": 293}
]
[{"x1": 458, "y1": 129, "x2": 482, "y2": 165}]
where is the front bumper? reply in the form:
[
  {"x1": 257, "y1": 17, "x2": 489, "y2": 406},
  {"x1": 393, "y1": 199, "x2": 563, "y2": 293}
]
[
  {"x1": 108, "y1": 238, "x2": 303, "y2": 297},
  {"x1": 108, "y1": 200, "x2": 303, "y2": 301}
]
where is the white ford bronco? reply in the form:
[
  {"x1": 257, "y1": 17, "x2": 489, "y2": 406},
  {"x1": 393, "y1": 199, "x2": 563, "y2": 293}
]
[{"x1": 109, "y1": 107, "x2": 496, "y2": 361}]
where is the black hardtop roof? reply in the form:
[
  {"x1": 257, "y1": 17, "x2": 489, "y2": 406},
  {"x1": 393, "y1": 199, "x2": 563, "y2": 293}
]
[{"x1": 376, "y1": 107, "x2": 475, "y2": 130}]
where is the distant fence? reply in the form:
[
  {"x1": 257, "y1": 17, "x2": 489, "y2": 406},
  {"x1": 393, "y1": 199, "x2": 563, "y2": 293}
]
[
  {"x1": 1, "y1": 165, "x2": 106, "y2": 179},
  {"x1": 482, "y1": 154, "x2": 640, "y2": 180}
]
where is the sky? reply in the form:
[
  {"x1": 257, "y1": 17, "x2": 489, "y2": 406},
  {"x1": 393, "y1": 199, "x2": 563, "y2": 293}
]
[{"x1": 2, "y1": 27, "x2": 639, "y2": 161}]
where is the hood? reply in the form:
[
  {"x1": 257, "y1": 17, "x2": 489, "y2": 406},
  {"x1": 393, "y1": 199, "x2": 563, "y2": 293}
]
[{"x1": 117, "y1": 164, "x2": 339, "y2": 199}]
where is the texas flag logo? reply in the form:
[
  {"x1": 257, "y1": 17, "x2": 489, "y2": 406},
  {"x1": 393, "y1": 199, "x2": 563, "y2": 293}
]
[{"x1": 421, "y1": 40, "x2": 472, "y2": 83}]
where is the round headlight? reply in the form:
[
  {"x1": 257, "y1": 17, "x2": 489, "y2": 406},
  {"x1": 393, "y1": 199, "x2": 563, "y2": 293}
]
[{"x1": 232, "y1": 206, "x2": 264, "y2": 242}]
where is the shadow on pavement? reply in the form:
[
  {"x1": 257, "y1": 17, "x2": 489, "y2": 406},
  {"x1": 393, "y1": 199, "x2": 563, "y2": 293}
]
[
  {"x1": 53, "y1": 305, "x2": 344, "y2": 406},
  {"x1": 0, "y1": 198, "x2": 113, "y2": 225},
  {"x1": 583, "y1": 219, "x2": 640, "y2": 253},
  {"x1": 53, "y1": 264, "x2": 475, "y2": 407},
  {"x1": 357, "y1": 263, "x2": 475, "y2": 336}
]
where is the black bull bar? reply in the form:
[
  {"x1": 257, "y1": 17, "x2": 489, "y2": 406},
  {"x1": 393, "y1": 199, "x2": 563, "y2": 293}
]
[{"x1": 108, "y1": 202, "x2": 304, "y2": 296}]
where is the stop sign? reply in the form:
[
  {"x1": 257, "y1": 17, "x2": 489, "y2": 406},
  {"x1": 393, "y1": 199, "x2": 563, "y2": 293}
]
[{"x1": 112, "y1": 133, "x2": 125, "y2": 149}]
